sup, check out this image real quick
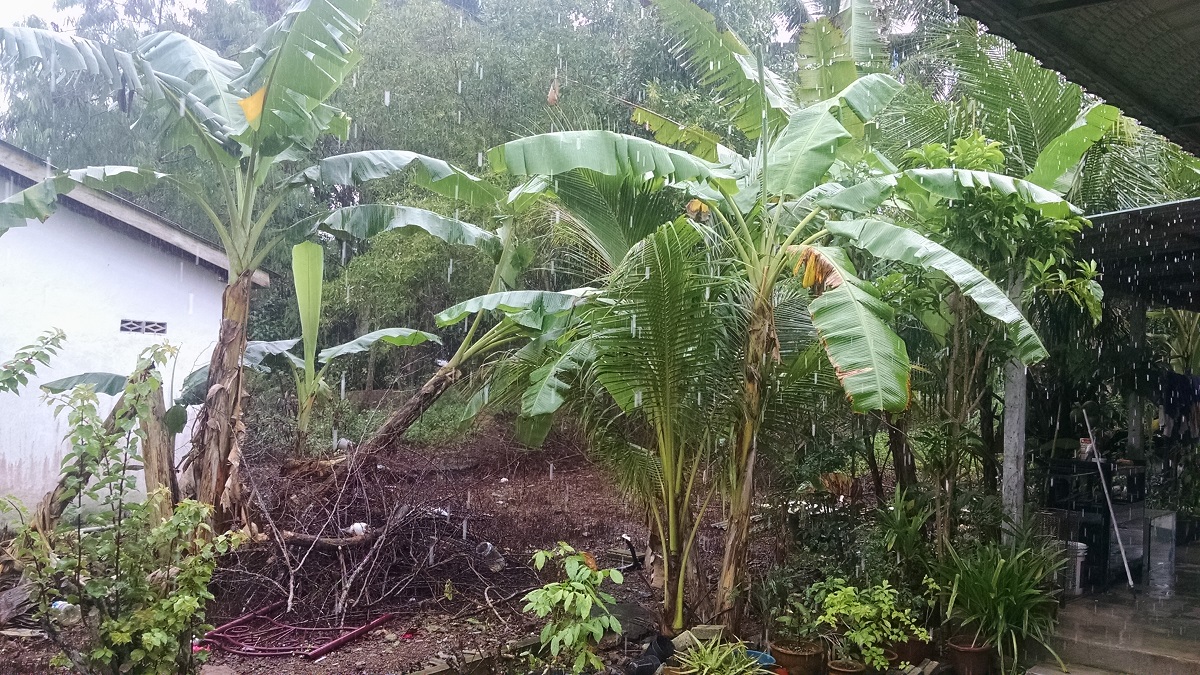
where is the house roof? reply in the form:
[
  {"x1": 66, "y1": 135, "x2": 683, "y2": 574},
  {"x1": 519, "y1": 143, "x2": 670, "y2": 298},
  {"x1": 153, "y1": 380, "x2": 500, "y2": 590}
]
[
  {"x1": 1081, "y1": 197, "x2": 1200, "y2": 311},
  {"x1": 0, "y1": 140, "x2": 268, "y2": 286},
  {"x1": 953, "y1": 0, "x2": 1200, "y2": 156}
]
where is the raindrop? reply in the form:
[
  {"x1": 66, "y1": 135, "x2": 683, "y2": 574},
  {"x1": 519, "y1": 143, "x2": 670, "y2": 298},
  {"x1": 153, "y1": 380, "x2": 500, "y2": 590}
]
[
  {"x1": 384, "y1": 90, "x2": 391, "y2": 107},
  {"x1": 634, "y1": 389, "x2": 643, "y2": 407}
]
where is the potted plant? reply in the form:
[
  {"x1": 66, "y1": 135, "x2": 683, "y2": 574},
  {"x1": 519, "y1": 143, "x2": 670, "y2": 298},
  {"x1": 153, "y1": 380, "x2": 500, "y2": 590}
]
[
  {"x1": 816, "y1": 579, "x2": 929, "y2": 675},
  {"x1": 771, "y1": 585, "x2": 828, "y2": 675},
  {"x1": 942, "y1": 539, "x2": 1065, "y2": 675},
  {"x1": 676, "y1": 638, "x2": 768, "y2": 675},
  {"x1": 877, "y1": 490, "x2": 939, "y2": 666}
]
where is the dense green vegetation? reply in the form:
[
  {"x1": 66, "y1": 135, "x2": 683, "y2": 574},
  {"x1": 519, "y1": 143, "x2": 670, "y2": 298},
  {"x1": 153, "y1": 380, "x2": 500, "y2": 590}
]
[{"x1": 4, "y1": 0, "x2": 1200, "y2": 672}]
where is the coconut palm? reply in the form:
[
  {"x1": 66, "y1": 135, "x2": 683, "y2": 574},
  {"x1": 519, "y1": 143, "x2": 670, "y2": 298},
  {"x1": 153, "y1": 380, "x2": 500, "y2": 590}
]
[{"x1": 0, "y1": 0, "x2": 505, "y2": 529}]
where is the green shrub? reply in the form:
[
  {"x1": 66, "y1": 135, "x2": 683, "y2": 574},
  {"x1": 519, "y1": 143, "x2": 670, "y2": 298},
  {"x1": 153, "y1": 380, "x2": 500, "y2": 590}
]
[
  {"x1": 521, "y1": 542, "x2": 623, "y2": 673},
  {"x1": 19, "y1": 350, "x2": 241, "y2": 674}
]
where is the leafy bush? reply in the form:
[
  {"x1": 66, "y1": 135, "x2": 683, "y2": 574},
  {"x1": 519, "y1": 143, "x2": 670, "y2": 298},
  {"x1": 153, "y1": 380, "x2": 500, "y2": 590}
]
[
  {"x1": 522, "y1": 542, "x2": 623, "y2": 673},
  {"x1": 815, "y1": 578, "x2": 930, "y2": 669},
  {"x1": 18, "y1": 349, "x2": 241, "y2": 674}
]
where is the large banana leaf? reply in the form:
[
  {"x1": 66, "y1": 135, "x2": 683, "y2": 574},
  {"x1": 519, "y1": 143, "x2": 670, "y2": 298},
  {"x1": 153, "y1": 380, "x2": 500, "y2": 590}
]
[
  {"x1": 819, "y1": 168, "x2": 1078, "y2": 218},
  {"x1": 285, "y1": 150, "x2": 503, "y2": 207},
  {"x1": 652, "y1": 0, "x2": 796, "y2": 139},
  {"x1": 291, "y1": 204, "x2": 501, "y2": 259},
  {"x1": 833, "y1": 73, "x2": 904, "y2": 124},
  {"x1": 630, "y1": 107, "x2": 722, "y2": 162},
  {"x1": 798, "y1": 246, "x2": 910, "y2": 412},
  {"x1": 232, "y1": 0, "x2": 371, "y2": 149},
  {"x1": 766, "y1": 106, "x2": 853, "y2": 198},
  {"x1": 1026, "y1": 104, "x2": 1121, "y2": 193},
  {"x1": 0, "y1": 166, "x2": 174, "y2": 236},
  {"x1": 436, "y1": 289, "x2": 596, "y2": 328},
  {"x1": 0, "y1": 27, "x2": 244, "y2": 156},
  {"x1": 827, "y1": 218, "x2": 1048, "y2": 364},
  {"x1": 521, "y1": 339, "x2": 597, "y2": 418},
  {"x1": 245, "y1": 339, "x2": 304, "y2": 371},
  {"x1": 318, "y1": 327, "x2": 440, "y2": 363},
  {"x1": 796, "y1": 17, "x2": 857, "y2": 102},
  {"x1": 292, "y1": 241, "x2": 324, "y2": 380},
  {"x1": 41, "y1": 372, "x2": 128, "y2": 396},
  {"x1": 489, "y1": 131, "x2": 734, "y2": 189}
]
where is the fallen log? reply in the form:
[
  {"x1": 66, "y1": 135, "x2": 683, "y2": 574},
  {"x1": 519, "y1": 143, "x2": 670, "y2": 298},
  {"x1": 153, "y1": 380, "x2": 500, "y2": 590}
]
[{"x1": 279, "y1": 531, "x2": 377, "y2": 549}]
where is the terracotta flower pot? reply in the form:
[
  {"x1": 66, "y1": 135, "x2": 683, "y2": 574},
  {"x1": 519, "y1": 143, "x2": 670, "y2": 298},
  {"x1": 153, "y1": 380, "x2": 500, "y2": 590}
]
[
  {"x1": 891, "y1": 635, "x2": 935, "y2": 667},
  {"x1": 828, "y1": 659, "x2": 867, "y2": 674},
  {"x1": 946, "y1": 634, "x2": 995, "y2": 675},
  {"x1": 769, "y1": 639, "x2": 825, "y2": 675}
]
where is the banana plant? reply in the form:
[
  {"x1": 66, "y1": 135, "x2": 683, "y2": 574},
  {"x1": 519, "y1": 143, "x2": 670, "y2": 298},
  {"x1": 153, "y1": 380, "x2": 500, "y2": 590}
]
[
  {"x1": 0, "y1": 0, "x2": 503, "y2": 529},
  {"x1": 270, "y1": 241, "x2": 441, "y2": 445},
  {"x1": 486, "y1": 61, "x2": 1068, "y2": 626}
]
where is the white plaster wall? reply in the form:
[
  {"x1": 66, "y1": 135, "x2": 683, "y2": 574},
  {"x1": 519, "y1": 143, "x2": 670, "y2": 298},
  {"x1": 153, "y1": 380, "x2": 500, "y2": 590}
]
[{"x1": 0, "y1": 203, "x2": 227, "y2": 513}]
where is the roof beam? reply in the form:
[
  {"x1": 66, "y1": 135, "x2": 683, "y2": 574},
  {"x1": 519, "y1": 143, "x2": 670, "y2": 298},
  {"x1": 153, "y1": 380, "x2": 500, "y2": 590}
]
[{"x1": 1018, "y1": 0, "x2": 1126, "y2": 21}]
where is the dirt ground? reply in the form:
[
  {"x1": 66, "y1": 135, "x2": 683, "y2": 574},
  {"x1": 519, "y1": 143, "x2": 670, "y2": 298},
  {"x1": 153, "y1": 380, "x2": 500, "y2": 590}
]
[{"x1": 0, "y1": 417, "x2": 658, "y2": 674}]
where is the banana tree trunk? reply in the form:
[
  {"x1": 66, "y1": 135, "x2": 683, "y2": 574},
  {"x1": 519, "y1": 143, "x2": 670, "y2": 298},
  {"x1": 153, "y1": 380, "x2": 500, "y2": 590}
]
[
  {"x1": 189, "y1": 271, "x2": 255, "y2": 531},
  {"x1": 363, "y1": 365, "x2": 461, "y2": 452},
  {"x1": 143, "y1": 379, "x2": 178, "y2": 524}
]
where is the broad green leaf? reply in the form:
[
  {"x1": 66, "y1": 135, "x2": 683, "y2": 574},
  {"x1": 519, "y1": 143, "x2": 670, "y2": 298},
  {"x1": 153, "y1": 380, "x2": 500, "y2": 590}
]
[
  {"x1": 0, "y1": 27, "x2": 243, "y2": 156},
  {"x1": 435, "y1": 289, "x2": 596, "y2": 328},
  {"x1": 231, "y1": 0, "x2": 371, "y2": 150},
  {"x1": 766, "y1": 106, "x2": 853, "y2": 198},
  {"x1": 0, "y1": 167, "x2": 172, "y2": 236},
  {"x1": 163, "y1": 404, "x2": 188, "y2": 434},
  {"x1": 40, "y1": 372, "x2": 127, "y2": 396},
  {"x1": 832, "y1": 73, "x2": 903, "y2": 123},
  {"x1": 652, "y1": 0, "x2": 796, "y2": 139},
  {"x1": 630, "y1": 106, "x2": 722, "y2": 162},
  {"x1": 798, "y1": 246, "x2": 910, "y2": 412},
  {"x1": 292, "y1": 204, "x2": 501, "y2": 260},
  {"x1": 488, "y1": 131, "x2": 734, "y2": 188},
  {"x1": 818, "y1": 168, "x2": 1078, "y2": 218},
  {"x1": 827, "y1": 219, "x2": 1048, "y2": 364},
  {"x1": 285, "y1": 150, "x2": 503, "y2": 207},
  {"x1": 176, "y1": 366, "x2": 209, "y2": 406},
  {"x1": 245, "y1": 339, "x2": 303, "y2": 371},
  {"x1": 292, "y1": 241, "x2": 324, "y2": 380},
  {"x1": 796, "y1": 17, "x2": 857, "y2": 102},
  {"x1": 521, "y1": 340, "x2": 596, "y2": 417},
  {"x1": 1026, "y1": 104, "x2": 1121, "y2": 193},
  {"x1": 318, "y1": 327, "x2": 440, "y2": 363}
]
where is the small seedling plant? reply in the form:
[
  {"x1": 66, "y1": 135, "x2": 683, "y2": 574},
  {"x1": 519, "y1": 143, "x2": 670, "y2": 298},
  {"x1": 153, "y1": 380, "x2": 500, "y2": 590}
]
[
  {"x1": 676, "y1": 638, "x2": 764, "y2": 675},
  {"x1": 522, "y1": 542, "x2": 623, "y2": 673}
]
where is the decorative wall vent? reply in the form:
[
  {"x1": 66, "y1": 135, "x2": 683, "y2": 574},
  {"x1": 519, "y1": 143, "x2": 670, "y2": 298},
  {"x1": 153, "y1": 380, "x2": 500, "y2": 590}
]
[{"x1": 120, "y1": 320, "x2": 167, "y2": 335}]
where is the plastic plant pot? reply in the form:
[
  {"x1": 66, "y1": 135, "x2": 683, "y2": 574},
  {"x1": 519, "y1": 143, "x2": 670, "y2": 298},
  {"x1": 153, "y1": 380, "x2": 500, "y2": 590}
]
[
  {"x1": 769, "y1": 639, "x2": 825, "y2": 675},
  {"x1": 827, "y1": 659, "x2": 867, "y2": 674},
  {"x1": 946, "y1": 634, "x2": 995, "y2": 675}
]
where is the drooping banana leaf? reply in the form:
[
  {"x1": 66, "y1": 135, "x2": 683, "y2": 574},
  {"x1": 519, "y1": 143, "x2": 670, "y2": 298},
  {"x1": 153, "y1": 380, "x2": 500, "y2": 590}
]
[
  {"x1": 827, "y1": 218, "x2": 1048, "y2": 364},
  {"x1": 0, "y1": 166, "x2": 173, "y2": 236},
  {"x1": 231, "y1": 0, "x2": 371, "y2": 150},
  {"x1": 436, "y1": 289, "x2": 596, "y2": 328},
  {"x1": 630, "y1": 106, "x2": 723, "y2": 162},
  {"x1": 488, "y1": 131, "x2": 735, "y2": 189},
  {"x1": 245, "y1": 339, "x2": 303, "y2": 371},
  {"x1": 819, "y1": 168, "x2": 1078, "y2": 218},
  {"x1": 284, "y1": 150, "x2": 503, "y2": 207},
  {"x1": 832, "y1": 73, "x2": 904, "y2": 123},
  {"x1": 521, "y1": 339, "x2": 597, "y2": 418},
  {"x1": 652, "y1": 0, "x2": 797, "y2": 139},
  {"x1": 318, "y1": 327, "x2": 441, "y2": 363},
  {"x1": 1026, "y1": 104, "x2": 1121, "y2": 193},
  {"x1": 40, "y1": 372, "x2": 128, "y2": 396},
  {"x1": 0, "y1": 26, "x2": 245, "y2": 158},
  {"x1": 796, "y1": 245, "x2": 910, "y2": 412},
  {"x1": 289, "y1": 204, "x2": 501, "y2": 259}
]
